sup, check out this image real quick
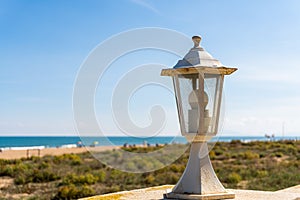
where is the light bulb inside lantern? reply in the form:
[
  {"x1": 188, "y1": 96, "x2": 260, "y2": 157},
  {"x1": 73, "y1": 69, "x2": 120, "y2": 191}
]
[
  {"x1": 188, "y1": 89, "x2": 208, "y2": 109},
  {"x1": 187, "y1": 90, "x2": 210, "y2": 134}
]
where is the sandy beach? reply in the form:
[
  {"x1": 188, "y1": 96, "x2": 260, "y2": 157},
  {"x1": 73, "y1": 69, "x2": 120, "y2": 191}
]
[{"x1": 0, "y1": 146, "x2": 119, "y2": 160}]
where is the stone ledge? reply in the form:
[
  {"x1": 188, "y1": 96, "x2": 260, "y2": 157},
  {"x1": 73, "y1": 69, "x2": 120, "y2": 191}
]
[{"x1": 80, "y1": 185, "x2": 300, "y2": 200}]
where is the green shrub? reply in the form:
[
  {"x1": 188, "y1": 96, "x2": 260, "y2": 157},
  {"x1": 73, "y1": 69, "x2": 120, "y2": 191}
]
[
  {"x1": 274, "y1": 152, "x2": 284, "y2": 158},
  {"x1": 38, "y1": 161, "x2": 50, "y2": 169},
  {"x1": 54, "y1": 184, "x2": 95, "y2": 199},
  {"x1": 32, "y1": 169, "x2": 59, "y2": 183},
  {"x1": 110, "y1": 169, "x2": 122, "y2": 180},
  {"x1": 61, "y1": 173, "x2": 97, "y2": 186},
  {"x1": 285, "y1": 145, "x2": 297, "y2": 154},
  {"x1": 166, "y1": 173, "x2": 179, "y2": 184},
  {"x1": 243, "y1": 151, "x2": 259, "y2": 159},
  {"x1": 169, "y1": 164, "x2": 181, "y2": 173},
  {"x1": 259, "y1": 152, "x2": 266, "y2": 158},
  {"x1": 145, "y1": 174, "x2": 155, "y2": 184},
  {"x1": 209, "y1": 151, "x2": 216, "y2": 159},
  {"x1": 14, "y1": 174, "x2": 27, "y2": 185},
  {"x1": 55, "y1": 185, "x2": 76, "y2": 199},
  {"x1": 257, "y1": 170, "x2": 268, "y2": 178},
  {"x1": 80, "y1": 185, "x2": 95, "y2": 198},
  {"x1": 0, "y1": 165, "x2": 14, "y2": 177},
  {"x1": 214, "y1": 148, "x2": 223, "y2": 156},
  {"x1": 80, "y1": 173, "x2": 98, "y2": 184},
  {"x1": 29, "y1": 156, "x2": 40, "y2": 162},
  {"x1": 105, "y1": 185, "x2": 120, "y2": 193},
  {"x1": 69, "y1": 155, "x2": 82, "y2": 166},
  {"x1": 231, "y1": 153, "x2": 238, "y2": 159},
  {"x1": 227, "y1": 172, "x2": 242, "y2": 184},
  {"x1": 14, "y1": 163, "x2": 31, "y2": 173},
  {"x1": 53, "y1": 154, "x2": 82, "y2": 165},
  {"x1": 94, "y1": 170, "x2": 106, "y2": 183},
  {"x1": 224, "y1": 153, "x2": 231, "y2": 159}
]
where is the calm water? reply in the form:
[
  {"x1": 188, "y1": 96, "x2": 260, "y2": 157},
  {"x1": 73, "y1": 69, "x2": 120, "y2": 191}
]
[{"x1": 0, "y1": 136, "x2": 298, "y2": 149}]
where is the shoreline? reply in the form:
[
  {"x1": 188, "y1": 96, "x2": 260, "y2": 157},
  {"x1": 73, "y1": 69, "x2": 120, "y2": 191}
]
[
  {"x1": 0, "y1": 146, "x2": 119, "y2": 160},
  {"x1": 1, "y1": 137, "x2": 299, "y2": 160}
]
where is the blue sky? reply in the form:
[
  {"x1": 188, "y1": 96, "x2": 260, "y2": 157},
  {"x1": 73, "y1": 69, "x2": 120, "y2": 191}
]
[{"x1": 1, "y1": 0, "x2": 300, "y2": 136}]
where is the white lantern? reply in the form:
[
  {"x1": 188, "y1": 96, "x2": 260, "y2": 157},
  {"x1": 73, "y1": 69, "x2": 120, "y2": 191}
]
[{"x1": 161, "y1": 36, "x2": 237, "y2": 199}]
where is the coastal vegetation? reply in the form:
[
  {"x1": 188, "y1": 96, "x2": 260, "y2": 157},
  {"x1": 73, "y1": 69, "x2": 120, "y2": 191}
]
[{"x1": 0, "y1": 140, "x2": 299, "y2": 199}]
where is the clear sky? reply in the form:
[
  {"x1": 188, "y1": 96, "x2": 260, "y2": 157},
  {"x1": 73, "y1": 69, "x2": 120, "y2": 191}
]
[{"x1": 1, "y1": 0, "x2": 300, "y2": 136}]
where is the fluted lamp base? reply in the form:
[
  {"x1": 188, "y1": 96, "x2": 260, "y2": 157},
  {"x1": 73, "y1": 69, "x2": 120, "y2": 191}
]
[{"x1": 164, "y1": 142, "x2": 235, "y2": 200}]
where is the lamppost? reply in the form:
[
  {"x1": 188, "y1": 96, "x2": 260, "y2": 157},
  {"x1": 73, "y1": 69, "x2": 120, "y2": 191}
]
[{"x1": 161, "y1": 36, "x2": 237, "y2": 200}]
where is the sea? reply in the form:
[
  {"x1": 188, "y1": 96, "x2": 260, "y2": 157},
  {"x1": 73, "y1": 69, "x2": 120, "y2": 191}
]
[{"x1": 0, "y1": 136, "x2": 299, "y2": 150}]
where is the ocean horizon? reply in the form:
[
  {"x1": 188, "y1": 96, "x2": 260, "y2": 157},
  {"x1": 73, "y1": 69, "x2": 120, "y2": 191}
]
[{"x1": 0, "y1": 136, "x2": 299, "y2": 149}]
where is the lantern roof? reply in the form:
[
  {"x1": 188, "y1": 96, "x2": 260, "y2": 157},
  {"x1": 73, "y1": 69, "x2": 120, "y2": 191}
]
[
  {"x1": 174, "y1": 36, "x2": 223, "y2": 68},
  {"x1": 161, "y1": 35, "x2": 237, "y2": 76}
]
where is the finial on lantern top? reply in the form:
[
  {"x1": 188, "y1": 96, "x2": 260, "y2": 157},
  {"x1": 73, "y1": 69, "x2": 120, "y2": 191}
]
[{"x1": 192, "y1": 35, "x2": 201, "y2": 48}]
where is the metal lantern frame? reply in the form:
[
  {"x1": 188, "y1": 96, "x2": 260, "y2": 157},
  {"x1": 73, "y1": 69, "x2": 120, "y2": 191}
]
[{"x1": 161, "y1": 67, "x2": 237, "y2": 141}]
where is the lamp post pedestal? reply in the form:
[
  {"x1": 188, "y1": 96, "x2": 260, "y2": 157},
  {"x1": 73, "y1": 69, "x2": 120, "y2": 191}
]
[{"x1": 164, "y1": 141, "x2": 235, "y2": 200}]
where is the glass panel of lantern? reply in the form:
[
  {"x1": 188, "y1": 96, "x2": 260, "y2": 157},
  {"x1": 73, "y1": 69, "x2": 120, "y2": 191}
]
[
  {"x1": 204, "y1": 73, "x2": 223, "y2": 136},
  {"x1": 172, "y1": 73, "x2": 200, "y2": 136},
  {"x1": 172, "y1": 72, "x2": 223, "y2": 137}
]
